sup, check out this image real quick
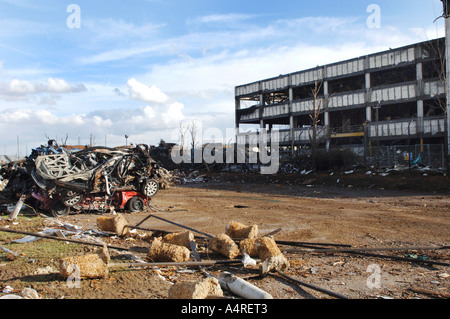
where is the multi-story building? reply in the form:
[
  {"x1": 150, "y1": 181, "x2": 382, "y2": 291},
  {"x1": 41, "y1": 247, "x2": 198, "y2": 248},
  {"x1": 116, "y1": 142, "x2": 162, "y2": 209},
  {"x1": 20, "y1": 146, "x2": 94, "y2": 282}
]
[{"x1": 235, "y1": 38, "x2": 448, "y2": 168}]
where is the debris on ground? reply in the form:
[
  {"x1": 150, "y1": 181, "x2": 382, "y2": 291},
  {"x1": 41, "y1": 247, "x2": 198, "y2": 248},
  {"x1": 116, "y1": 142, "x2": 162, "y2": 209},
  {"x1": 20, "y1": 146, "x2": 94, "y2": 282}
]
[
  {"x1": 0, "y1": 153, "x2": 449, "y2": 300},
  {"x1": 0, "y1": 287, "x2": 40, "y2": 299},
  {"x1": 219, "y1": 271, "x2": 273, "y2": 299},
  {"x1": 0, "y1": 140, "x2": 175, "y2": 218}
]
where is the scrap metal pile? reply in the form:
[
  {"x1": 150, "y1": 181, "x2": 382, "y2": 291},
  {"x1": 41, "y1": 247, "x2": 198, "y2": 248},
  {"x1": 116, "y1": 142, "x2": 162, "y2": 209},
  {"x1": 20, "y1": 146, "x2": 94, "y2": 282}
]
[{"x1": 0, "y1": 140, "x2": 174, "y2": 217}]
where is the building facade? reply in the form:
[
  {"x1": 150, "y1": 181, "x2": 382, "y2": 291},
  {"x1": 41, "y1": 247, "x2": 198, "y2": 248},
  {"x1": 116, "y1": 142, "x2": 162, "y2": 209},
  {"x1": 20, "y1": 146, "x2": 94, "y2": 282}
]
[{"x1": 235, "y1": 38, "x2": 447, "y2": 166}]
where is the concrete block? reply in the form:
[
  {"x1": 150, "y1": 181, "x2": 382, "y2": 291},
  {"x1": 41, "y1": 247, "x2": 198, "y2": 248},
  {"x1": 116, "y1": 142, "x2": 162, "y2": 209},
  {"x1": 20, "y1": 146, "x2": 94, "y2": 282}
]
[
  {"x1": 169, "y1": 277, "x2": 223, "y2": 299},
  {"x1": 226, "y1": 221, "x2": 258, "y2": 239},
  {"x1": 148, "y1": 238, "x2": 191, "y2": 262},
  {"x1": 209, "y1": 234, "x2": 240, "y2": 259},
  {"x1": 97, "y1": 214, "x2": 129, "y2": 236}
]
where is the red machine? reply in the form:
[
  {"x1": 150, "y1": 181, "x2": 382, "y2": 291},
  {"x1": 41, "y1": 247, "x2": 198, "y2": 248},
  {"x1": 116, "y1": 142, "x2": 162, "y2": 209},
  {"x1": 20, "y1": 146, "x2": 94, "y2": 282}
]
[{"x1": 31, "y1": 189, "x2": 150, "y2": 217}]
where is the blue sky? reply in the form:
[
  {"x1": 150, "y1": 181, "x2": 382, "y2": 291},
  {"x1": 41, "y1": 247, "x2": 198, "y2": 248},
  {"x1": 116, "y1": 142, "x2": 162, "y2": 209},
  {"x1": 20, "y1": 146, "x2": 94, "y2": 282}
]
[{"x1": 0, "y1": 0, "x2": 446, "y2": 156}]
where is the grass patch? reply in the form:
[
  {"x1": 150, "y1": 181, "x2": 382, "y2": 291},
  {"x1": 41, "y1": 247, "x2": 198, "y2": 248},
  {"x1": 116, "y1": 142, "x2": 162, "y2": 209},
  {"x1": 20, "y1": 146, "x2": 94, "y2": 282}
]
[{"x1": 0, "y1": 214, "x2": 100, "y2": 297}]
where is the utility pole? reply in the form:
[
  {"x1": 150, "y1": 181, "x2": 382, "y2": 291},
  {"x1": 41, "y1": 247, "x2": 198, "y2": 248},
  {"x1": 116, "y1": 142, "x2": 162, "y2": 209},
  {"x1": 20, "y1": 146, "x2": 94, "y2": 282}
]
[{"x1": 443, "y1": 0, "x2": 450, "y2": 167}]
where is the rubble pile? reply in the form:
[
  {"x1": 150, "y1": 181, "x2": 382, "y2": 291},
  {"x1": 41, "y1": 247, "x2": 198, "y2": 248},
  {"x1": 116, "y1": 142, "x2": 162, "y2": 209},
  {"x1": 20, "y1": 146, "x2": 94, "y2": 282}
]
[
  {"x1": 1, "y1": 208, "x2": 449, "y2": 300},
  {"x1": 0, "y1": 210, "x2": 296, "y2": 299}
]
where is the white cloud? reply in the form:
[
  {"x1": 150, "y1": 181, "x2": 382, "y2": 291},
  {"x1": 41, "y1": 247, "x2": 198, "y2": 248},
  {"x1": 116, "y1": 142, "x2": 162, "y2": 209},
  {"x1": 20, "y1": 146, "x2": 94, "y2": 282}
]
[
  {"x1": 0, "y1": 78, "x2": 86, "y2": 95},
  {"x1": 78, "y1": 43, "x2": 171, "y2": 65},
  {"x1": 0, "y1": 77, "x2": 87, "y2": 104},
  {"x1": 0, "y1": 18, "x2": 50, "y2": 37},
  {"x1": 34, "y1": 109, "x2": 58, "y2": 125},
  {"x1": 410, "y1": 24, "x2": 445, "y2": 41},
  {"x1": 127, "y1": 78, "x2": 170, "y2": 104},
  {"x1": 0, "y1": 77, "x2": 187, "y2": 152},
  {"x1": 188, "y1": 13, "x2": 254, "y2": 25},
  {"x1": 83, "y1": 18, "x2": 165, "y2": 40},
  {"x1": 7, "y1": 79, "x2": 36, "y2": 94}
]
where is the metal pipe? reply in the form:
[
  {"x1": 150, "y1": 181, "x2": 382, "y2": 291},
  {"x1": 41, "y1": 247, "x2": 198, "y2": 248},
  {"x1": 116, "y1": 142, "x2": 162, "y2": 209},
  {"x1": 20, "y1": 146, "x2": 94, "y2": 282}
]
[
  {"x1": 349, "y1": 251, "x2": 450, "y2": 267},
  {"x1": 276, "y1": 240, "x2": 352, "y2": 248},
  {"x1": 219, "y1": 272, "x2": 273, "y2": 299},
  {"x1": 130, "y1": 213, "x2": 153, "y2": 230},
  {"x1": 274, "y1": 271, "x2": 348, "y2": 299},
  {"x1": 149, "y1": 214, "x2": 215, "y2": 239},
  {"x1": 0, "y1": 227, "x2": 130, "y2": 251},
  {"x1": 108, "y1": 260, "x2": 243, "y2": 269},
  {"x1": 284, "y1": 246, "x2": 449, "y2": 254}
]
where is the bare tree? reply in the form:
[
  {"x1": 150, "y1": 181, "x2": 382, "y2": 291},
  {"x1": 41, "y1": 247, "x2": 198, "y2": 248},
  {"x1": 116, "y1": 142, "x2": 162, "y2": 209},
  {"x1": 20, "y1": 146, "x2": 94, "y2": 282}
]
[
  {"x1": 308, "y1": 80, "x2": 332, "y2": 170},
  {"x1": 59, "y1": 134, "x2": 69, "y2": 147},
  {"x1": 89, "y1": 134, "x2": 97, "y2": 147},
  {"x1": 178, "y1": 121, "x2": 188, "y2": 151},
  {"x1": 424, "y1": 38, "x2": 447, "y2": 114},
  {"x1": 188, "y1": 120, "x2": 200, "y2": 165},
  {"x1": 188, "y1": 120, "x2": 200, "y2": 151}
]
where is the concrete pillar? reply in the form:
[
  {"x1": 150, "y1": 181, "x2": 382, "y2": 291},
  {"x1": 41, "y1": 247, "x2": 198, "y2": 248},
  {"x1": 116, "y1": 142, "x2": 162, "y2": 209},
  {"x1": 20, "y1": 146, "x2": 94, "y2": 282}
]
[
  {"x1": 259, "y1": 94, "x2": 264, "y2": 124},
  {"x1": 417, "y1": 100, "x2": 424, "y2": 118},
  {"x1": 289, "y1": 88, "x2": 294, "y2": 102},
  {"x1": 417, "y1": 100, "x2": 424, "y2": 137},
  {"x1": 235, "y1": 98, "x2": 240, "y2": 134},
  {"x1": 289, "y1": 88, "x2": 294, "y2": 146},
  {"x1": 260, "y1": 120, "x2": 265, "y2": 129},
  {"x1": 323, "y1": 81, "x2": 330, "y2": 151},
  {"x1": 365, "y1": 73, "x2": 371, "y2": 89},
  {"x1": 324, "y1": 111, "x2": 330, "y2": 126},
  {"x1": 416, "y1": 62, "x2": 423, "y2": 81},
  {"x1": 366, "y1": 106, "x2": 372, "y2": 122},
  {"x1": 290, "y1": 115, "x2": 296, "y2": 153}
]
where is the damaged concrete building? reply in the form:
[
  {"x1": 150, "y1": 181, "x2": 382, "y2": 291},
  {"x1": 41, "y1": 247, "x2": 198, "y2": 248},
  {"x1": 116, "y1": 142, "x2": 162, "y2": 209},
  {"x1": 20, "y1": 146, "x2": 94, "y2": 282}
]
[{"x1": 235, "y1": 38, "x2": 448, "y2": 168}]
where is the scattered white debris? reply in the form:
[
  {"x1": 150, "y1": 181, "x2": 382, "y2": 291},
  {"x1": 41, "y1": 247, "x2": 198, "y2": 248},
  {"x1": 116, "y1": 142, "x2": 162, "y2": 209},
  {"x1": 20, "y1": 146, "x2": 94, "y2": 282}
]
[{"x1": 242, "y1": 253, "x2": 257, "y2": 267}]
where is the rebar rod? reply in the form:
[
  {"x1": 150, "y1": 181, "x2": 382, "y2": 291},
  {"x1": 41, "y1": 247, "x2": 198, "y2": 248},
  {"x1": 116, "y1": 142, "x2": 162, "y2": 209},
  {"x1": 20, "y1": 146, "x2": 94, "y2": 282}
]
[
  {"x1": 274, "y1": 271, "x2": 348, "y2": 299},
  {"x1": 285, "y1": 245, "x2": 449, "y2": 254},
  {"x1": 0, "y1": 227, "x2": 130, "y2": 251},
  {"x1": 148, "y1": 214, "x2": 215, "y2": 239}
]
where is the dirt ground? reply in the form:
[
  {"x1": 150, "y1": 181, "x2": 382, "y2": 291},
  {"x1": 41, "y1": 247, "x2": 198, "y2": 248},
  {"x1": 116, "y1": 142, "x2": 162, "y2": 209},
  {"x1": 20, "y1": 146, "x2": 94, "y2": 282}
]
[{"x1": 1, "y1": 171, "x2": 449, "y2": 300}]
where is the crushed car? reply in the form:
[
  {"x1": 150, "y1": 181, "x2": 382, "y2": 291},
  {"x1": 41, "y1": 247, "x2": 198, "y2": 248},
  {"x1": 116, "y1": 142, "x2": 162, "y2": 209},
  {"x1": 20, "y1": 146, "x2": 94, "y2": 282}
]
[{"x1": 30, "y1": 144, "x2": 161, "y2": 196}]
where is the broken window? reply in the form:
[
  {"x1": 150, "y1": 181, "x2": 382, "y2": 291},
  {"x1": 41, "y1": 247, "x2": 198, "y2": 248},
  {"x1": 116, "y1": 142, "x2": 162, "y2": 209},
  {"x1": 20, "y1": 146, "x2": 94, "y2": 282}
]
[
  {"x1": 292, "y1": 83, "x2": 323, "y2": 100},
  {"x1": 292, "y1": 114, "x2": 325, "y2": 128},
  {"x1": 329, "y1": 108, "x2": 366, "y2": 131},
  {"x1": 263, "y1": 90, "x2": 289, "y2": 106},
  {"x1": 327, "y1": 74, "x2": 365, "y2": 95},
  {"x1": 371, "y1": 64, "x2": 417, "y2": 88},
  {"x1": 372, "y1": 101, "x2": 417, "y2": 121},
  {"x1": 422, "y1": 60, "x2": 445, "y2": 80},
  {"x1": 424, "y1": 98, "x2": 446, "y2": 117}
]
